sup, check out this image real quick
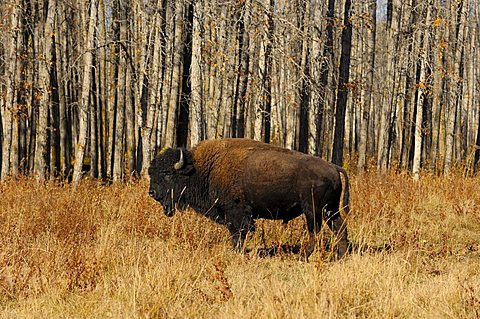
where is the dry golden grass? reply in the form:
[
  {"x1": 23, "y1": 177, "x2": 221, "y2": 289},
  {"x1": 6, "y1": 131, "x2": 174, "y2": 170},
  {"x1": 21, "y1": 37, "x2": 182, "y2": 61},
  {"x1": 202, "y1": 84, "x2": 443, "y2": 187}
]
[{"x1": 0, "y1": 173, "x2": 479, "y2": 318}]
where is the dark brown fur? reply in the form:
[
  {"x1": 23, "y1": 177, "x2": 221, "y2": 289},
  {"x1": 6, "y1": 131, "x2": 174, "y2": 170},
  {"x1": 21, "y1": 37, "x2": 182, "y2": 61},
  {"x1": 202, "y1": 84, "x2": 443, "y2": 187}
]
[{"x1": 148, "y1": 138, "x2": 350, "y2": 259}]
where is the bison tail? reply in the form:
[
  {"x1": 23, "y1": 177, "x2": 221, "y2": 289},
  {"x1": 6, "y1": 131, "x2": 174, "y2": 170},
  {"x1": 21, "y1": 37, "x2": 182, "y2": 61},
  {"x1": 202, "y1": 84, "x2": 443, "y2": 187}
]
[{"x1": 335, "y1": 165, "x2": 350, "y2": 215}]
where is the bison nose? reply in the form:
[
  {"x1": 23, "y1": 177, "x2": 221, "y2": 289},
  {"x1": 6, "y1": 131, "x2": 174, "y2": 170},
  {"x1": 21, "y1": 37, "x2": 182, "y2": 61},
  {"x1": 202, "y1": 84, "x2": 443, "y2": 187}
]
[{"x1": 149, "y1": 190, "x2": 156, "y2": 198}]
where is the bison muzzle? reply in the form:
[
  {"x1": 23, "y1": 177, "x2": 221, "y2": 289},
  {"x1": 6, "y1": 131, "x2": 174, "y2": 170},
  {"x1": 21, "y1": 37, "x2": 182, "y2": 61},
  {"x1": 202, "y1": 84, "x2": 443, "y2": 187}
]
[{"x1": 148, "y1": 138, "x2": 350, "y2": 259}]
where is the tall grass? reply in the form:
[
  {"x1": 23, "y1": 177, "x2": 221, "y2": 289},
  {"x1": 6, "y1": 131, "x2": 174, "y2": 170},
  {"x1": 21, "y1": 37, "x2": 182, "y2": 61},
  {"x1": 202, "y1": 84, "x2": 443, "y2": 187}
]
[{"x1": 0, "y1": 174, "x2": 479, "y2": 318}]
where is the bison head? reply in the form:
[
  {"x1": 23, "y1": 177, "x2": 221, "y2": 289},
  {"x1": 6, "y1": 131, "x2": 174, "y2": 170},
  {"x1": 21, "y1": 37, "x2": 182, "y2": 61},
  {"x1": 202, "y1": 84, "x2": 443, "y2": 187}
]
[{"x1": 148, "y1": 148, "x2": 195, "y2": 216}]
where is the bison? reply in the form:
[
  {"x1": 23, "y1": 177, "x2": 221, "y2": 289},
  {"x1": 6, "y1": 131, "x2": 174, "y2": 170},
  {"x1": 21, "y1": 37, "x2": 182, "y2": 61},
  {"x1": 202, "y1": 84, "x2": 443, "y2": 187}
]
[{"x1": 148, "y1": 138, "x2": 350, "y2": 259}]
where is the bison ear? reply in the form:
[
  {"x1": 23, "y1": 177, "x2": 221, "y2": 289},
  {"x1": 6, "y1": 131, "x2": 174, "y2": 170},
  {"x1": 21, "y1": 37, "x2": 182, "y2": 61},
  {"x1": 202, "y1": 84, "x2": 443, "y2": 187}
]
[
  {"x1": 177, "y1": 149, "x2": 195, "y2": 176},
  {"x1": 179, "y1": 164, "x2": 195, "y2": 176}
]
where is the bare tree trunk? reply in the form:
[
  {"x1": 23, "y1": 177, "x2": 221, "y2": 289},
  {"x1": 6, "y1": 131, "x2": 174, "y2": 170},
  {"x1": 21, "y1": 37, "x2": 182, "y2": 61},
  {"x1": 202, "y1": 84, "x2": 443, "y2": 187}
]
[
  {"x1": 73, "y1": 0, "x2": 97, "y2": 185},
  {"x1": 444, "y1": 0, "x2": 465, "y2": 174},
  {"x1": 125, "y1": 52, "x2": 136, "y2": 178},
  {"x1": 90, "y1": 52, "x2": 99, "y2": 179},
  {"x1": 377, "y1": 0, "x2": 398, "y2": 173},
  {"x1": 298, "y1": 0, "x2": 311, "y2": 154},
  {"x1": 176, "y1": 1, "x2": 193, "y2": 148},
  {"x1": 35, "y1": 0, "x2": 55, "y2": 181},
  {"x1": 332, "y1": 0, "x2": 353, "y2": 166},
  {"x1": 246, "y1": 32, "x2": 258, "y2": 139},
  {"x1": 221, "y1": 24, "x2": 236, "y2": 139},
  {"x1": 262, "y1": 0, "x2": 274, "y2": 144},
  {"x1": 96, "y1": 0, "x2": 107, "y2": 179},
  {"x1": 1, "y1": 3, "x2": 18, "y2": 180},
  {"x1": 430, "y1": 0, "x2": 445, "y2": 172},
  {"x1": 113, "y1": 3, "x2": 127, "y2": 182},
  {"x1": 413, "y1": 3, "x2": 431, "y2": 180},
  {"x1": 189, "y1": 0, "x2": 204, "y2": 146},
  {"x1": 233, "y1": 0, "x2": 249, "y2": 138},
  {"x1": 316, "y1": 0, "x2": 335, "y2": 156},
  {"x1": 164, "y1": 1, "x2": 185, "y2": 148},
  {"x1": 0, "y1": 6, "x2": 20, "y2": 181},
  {"x1": 141, "y1": 13, "x2": 161, "y2": 176},
  {"x1": 357, "y1": 0, "x2": 376, "y2": 172},
  {"x1": 399, "y1": 1, "x2": 416, "y2": 170}
]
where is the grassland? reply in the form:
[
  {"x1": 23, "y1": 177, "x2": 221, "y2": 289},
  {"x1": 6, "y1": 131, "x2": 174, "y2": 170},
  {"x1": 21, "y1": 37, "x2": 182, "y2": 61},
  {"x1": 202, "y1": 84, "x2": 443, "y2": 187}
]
[{"x1": 0, "y1": 173, "x2": 479, "y2": 318}]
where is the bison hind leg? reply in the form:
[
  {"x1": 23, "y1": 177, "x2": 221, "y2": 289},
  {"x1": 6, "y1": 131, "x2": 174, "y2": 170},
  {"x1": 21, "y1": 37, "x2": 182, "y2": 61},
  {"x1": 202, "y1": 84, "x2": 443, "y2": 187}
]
[
  {"x1": 302, "y1": 203, "x2": 324, "y2": 261},
  {"x1": 326, "y1": 212, "x2": 349, "y2": 259}
]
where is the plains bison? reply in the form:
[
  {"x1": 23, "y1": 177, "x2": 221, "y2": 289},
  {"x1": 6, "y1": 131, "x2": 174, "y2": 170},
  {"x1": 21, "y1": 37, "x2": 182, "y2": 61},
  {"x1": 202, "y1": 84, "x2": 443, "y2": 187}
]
[{"x1": 148, "y1": 138, "x2": 350, "y2": 259}]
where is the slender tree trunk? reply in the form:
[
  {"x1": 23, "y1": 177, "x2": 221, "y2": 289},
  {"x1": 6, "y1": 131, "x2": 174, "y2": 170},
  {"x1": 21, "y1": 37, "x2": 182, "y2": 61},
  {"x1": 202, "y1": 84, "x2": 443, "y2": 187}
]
[
  {"x1": 377, "y1": 0, "x2": 399, "y2": 173},
  {"x1": 430, "y1": 0, "x2": 444, "y2": 172},
  {"x1": 399, "y1": 2, "x2": 416, "y2": 170},
  {"x1": 164, "y1": 1, "x2": 185, "y2": 148},
  {"x1": 189, "y1": 0, "x2": 204, "y2": 146},
  {"x1": 221, "y1": 15, "x2": 236, "y2": 139},
  {"x1": 413, "y1": 3, "x2": 431, "y2": 180},
  {"x1": 96, "y1": 0, "x2": 107, "y2": 179},
  {"x1": 73, "y1": 0, "x2": 97, "y2": 185},
  {"x1": 316, "y1": 0, "x2": 335, "y2": 157},
  {"x1": 50, "y1": 34, "x2": 61, "y2": 178},
  {"x1": 358, "y1": 0, "x2": 376, "y2": 172},
  {"x1": 141, "y1": 13, "x2": 161, "y2": 176},
  {"x1": 35, "y1": 0, "x2": 55, "y2": 181},
  {"x1": 233, "y1": 0, "x2": 249, "y2": 138},
  {"x1": 125, "y1": 53, "x2": 136, "y2": 178},
  {"x1": 262, "y1": 0, "x2": 274, "y2": 144},
  {"x1": 176, "y1": 1, "x2": 193, "y2": 148},
  {"x1": 55, "y1": 1, "x2": 70, "y2": 177},
  {"x1": 90, "y1": 53, "x2": 99, "y2": 179},
  {"x1": 444, "y1": 0, "x2": 465, "y2": 174},
  {"x1": 332, "y1": 0, "x2": 353, "y2": 166},
  {"x1": 298, "y1": 0, "x2": 311, "y2": 154},
  {"x1": 113, "y1": 3, "x2": 127, "y2": 182},
  {"x1": 1, "y1": 3, "x2": 18, "y2": 179}
]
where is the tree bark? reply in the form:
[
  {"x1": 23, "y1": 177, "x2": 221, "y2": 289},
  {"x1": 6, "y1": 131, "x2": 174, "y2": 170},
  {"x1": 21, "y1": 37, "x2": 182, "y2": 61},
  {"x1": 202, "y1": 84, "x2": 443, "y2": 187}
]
[
  {"x1": 298, "y1": 0, "x2": 311, "y2": 154},
  {"x1": 358, "y1": 0, "x2": 376, "y2": 172},
  {"x1": 1, "y1": 2, "x2": 18, "y2": 180},
  {"x1": 430, "y1": 0, "x2": 445, "y2": 172},
  {"x1": 233, "y1": 0, "x2": 249, "y2": 138},
  {"x1": 35, "y1": 0, "x2": 55, "y2": 181},
  {"x1": 444, "y1": 0, "x2": 465, "y2": 174},
  {"x1": 113, "y1": 2, "x2": 127, "y2": 182},
  {"x1": 164, "y1": 0, "x2": 185, "y2": 148},
  {"x1": 412, "y1": 3, "x2": 431, "y2": 181},
  {"x1": 72, "y1": 0, "x2": 97, "y2": 185},
  {"x1": 262, "y1": 0, "x2": 274, "y2": 144},
  {"x1": 332, "y1": 0, "x2": 353, "y2": 166},
  {"x1": 316, "y1": 0, "x2": 335, "y2": 157},
  {"x1": 176, "y1": 1, "x2": 193, "y2": 148},
  {"x1": 189, "y1": 0, "x2": 205, "y2": 146},
  {"x1": 141, "y1": 11, "x2": 162, "y2": 176}
]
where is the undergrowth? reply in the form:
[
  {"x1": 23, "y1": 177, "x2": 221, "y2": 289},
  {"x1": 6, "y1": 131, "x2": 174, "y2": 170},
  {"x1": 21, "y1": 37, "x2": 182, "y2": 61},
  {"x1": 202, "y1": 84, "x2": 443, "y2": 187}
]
[{"x1": 0, "y1": 173, "x2": 479, "y2": 318}]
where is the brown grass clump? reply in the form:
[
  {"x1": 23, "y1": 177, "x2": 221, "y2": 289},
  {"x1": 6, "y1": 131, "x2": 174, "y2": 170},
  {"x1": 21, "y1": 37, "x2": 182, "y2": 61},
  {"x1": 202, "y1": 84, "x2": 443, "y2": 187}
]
[{"x1": 0, "y1": 173, "x2": 479, "y2": 318}]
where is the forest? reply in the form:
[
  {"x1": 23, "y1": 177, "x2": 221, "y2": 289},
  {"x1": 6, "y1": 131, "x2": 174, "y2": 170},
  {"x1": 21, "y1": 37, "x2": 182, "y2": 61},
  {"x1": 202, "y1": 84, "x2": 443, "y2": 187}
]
[
  {"x1": 1, "y1": 0, "x2": 480, "y2": 183},
  {"x1": 1, "y1": 1, "x2": 480, "y2": 317}
]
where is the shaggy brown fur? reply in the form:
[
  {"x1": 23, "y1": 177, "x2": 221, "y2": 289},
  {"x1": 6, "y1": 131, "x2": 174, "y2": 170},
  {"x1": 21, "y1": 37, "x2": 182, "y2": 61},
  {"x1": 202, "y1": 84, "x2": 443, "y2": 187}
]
[{"x1": 148, "y1": 138, "x2": 350, "y2": 259}]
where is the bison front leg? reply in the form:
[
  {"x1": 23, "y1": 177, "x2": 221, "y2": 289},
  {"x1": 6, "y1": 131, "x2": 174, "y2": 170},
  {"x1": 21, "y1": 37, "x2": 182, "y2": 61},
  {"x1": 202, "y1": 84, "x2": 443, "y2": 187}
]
[{"x1": 226, "y1": 212, "x2": 254, "y2": 252}]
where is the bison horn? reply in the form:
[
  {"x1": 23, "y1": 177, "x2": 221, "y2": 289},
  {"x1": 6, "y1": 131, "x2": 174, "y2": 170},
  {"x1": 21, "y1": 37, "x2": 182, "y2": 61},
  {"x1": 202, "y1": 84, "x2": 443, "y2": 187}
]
[{"x1": 174, "y1": 149, "x2": 185, "y2": 170}]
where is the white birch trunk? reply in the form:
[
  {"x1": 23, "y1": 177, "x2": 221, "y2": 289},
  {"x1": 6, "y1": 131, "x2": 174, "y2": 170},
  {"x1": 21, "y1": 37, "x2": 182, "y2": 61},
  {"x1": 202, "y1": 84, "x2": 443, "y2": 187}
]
[{"x1": 73, "y1": 0, "x2": 97, "y2": 185}]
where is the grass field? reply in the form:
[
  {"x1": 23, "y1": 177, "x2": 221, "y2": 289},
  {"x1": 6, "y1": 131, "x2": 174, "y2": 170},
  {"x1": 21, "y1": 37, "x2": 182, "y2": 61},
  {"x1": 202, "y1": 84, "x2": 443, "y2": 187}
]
[{"x1": 0, "y1": 173, "x2": 479, "y2": 318}]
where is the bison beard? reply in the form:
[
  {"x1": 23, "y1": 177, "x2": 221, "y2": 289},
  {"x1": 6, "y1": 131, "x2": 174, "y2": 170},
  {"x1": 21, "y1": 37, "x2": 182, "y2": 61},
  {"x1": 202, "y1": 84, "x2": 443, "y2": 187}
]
[{"x1": 148, "y1": 138, "x2": 350, "y2": 259}]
